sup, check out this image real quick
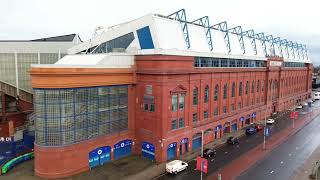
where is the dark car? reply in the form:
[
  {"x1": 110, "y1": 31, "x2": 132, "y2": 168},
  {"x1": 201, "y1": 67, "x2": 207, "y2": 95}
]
[
  {"x1": 203, "y1": 148, "x2": 216, "y2": 158},
  {"x1": 227, "y1": 136, "x2": 239, "y2": 145},
  {"x1": 246, "y1": 127, "x2": 257, "y2": 135}
]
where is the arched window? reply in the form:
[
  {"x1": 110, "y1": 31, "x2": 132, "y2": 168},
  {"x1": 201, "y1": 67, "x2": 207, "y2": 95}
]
[
  {"x1": 261, "y1": 80, "x2": 264, "y2": 91},
  {"x1": 251, "y1": 81, "x2": 255, "y2": 93},
  {"x1": 204, "y1": 85, "x2": 209, "y2": 103},
  {"x1": 231, "y1": 82, "x2": 235, "y2": 97},
  {"x1": 245, "y1": 81, "x2": 249, "y2": 94},
  {"x1": 193, "y1": 87, "x2": 198, "y2": 105},
  {"x1": 214, "y1": 85, "x2": 219, "y2": 101},
  {"x1": 223, "y1": 83, "x2": 228, "y2": 99},
  {"x1": 239, "y1": 82, "x2": 243, "y2": 96},
  {"x1": 257, "y1": 80, "x2": 260, "y2": 92}
]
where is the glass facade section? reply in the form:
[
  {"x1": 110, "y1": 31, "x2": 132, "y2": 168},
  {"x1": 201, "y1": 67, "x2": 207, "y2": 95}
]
[
  {"x1": 193, "y1": 87, "x2": 198, "y2": 105},
  {"x1": 92, "y1": 32, "x2": 134, "y2": 54},
  {"x1": 194, "y1": 57, "x2": 266, "y2": 68},
  {"x1": 34, "y1": 85, "x2": 128, "y2": 146}
]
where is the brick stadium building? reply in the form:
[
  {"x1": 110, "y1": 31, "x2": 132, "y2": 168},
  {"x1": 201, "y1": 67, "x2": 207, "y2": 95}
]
[{"x1": 29, "y1": 9, "x2": 312, "y2": 178}]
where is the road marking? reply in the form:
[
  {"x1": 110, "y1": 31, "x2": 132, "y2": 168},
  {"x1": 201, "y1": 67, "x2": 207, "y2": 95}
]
[
  {"x1": 225, "y1": 151, "x2": 228, "y2": 154},
  {"x1": 211, "y1": 159, "x2": 215, "y2": 162},
  {"x1": 296, "y1": 147, "x2": 299, "y2": 150},
  {"x1": 280, "y1": 161, "x2": 284, "y2": 164},
  {"x1": 236, "y1": 145, "x2": 240, "y2": 148},
  {"x1": 289, "y1": 153, "x2": 292, "y2": 156},
  {"x1": 270, "y1": 170, "x2": 274, "y2": 174}
]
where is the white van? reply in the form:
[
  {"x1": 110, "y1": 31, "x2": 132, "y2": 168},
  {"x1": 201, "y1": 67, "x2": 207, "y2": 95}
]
[
  {"x1": 165, "y1": 160, "x2": 188, "y2": 174},
  {"x1": 313, "y1": 92, "x2": 320, "y2": 100}
]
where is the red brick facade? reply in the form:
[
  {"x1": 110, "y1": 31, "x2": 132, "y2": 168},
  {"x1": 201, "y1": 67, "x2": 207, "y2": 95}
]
[{"x1": 31, "y1": 55, "x2": 312, "y2": 178}]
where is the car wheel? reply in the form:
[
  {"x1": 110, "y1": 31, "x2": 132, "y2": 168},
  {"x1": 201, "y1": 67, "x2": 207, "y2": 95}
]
[{"x1": 174, "y1": 171, "x2": 177, "y2": 175}]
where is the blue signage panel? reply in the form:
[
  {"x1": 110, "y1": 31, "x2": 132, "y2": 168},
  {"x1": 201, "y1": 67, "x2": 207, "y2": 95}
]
[
  {"x1": 114, "y1": 139, "x2": 133, "y2": 160},
  {"x1": 215, "y1": 125, "x2": 222, "y2": 131},
  {"x1": 252, "y1": 113, "x2": 256, "y2": 118},
  {"x1": 180, "y1": 138, "x2": 189, "y2": 144},
  {"x1": 142, "y1": 141, "x2": 155, "y2": 160},
  {"x1": 89, "y1": 146, "x2": 111, "y2": 169},
  {"x1": 167, "y1": 142, "x2": 177, "y2": 149},
  {"x1": 240, "y1": 117, "x2": 245, "y2": 121}
]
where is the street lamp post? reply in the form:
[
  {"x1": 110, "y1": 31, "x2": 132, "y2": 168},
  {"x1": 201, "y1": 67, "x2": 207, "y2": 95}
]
[
  {"x1": 200, "y1": 130, "x2": 204, "y2": 180},
  {"x1": 263, "y1": 109, "x2": 267, "y2": 150}
]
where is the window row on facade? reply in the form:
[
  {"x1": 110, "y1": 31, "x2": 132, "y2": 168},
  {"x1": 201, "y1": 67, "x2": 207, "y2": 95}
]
[
  {"x1": 194, "y1": 57, "x2": 266, "y2": 68},
  {"x1": 34, "y1": 85, "x2": 128, "y2": 146}
]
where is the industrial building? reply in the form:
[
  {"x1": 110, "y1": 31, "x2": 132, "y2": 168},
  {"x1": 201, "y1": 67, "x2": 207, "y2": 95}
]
[
  {"x1": 29, "y1": 9, "x2": 312, "y2": 178},
  {"x1": 0, "y1": 34, "x2": 81, "y2": 137}
]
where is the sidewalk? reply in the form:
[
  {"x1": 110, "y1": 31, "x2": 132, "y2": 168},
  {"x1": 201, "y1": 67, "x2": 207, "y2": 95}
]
[
  {"x1": 208, "y1": 107, "x2": 320, "y2": 180},
  {"x1": 126, "y1": 130, "x2": 246, "y2": 180},
  {"x1": 291, "y1": 144, "x2": 320, "y2": 180}
]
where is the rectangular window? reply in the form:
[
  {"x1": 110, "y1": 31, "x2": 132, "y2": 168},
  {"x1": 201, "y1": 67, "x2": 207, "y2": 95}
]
[
  {"x1": 236, "y1": 60, "x2": 243, "y2": 67},
  {"x1": 179, "y1": 118, "x2": 185, "y2": 128},
  {"x1": 251, "y1": 99, "x2": 254, "y2": 106},
  {"x1": 238, "y1": 102, "x2": 242, "y2": 109},
  {"x1": 230, "y1": 60, "x2": 236, "y2": 67},
  {"x1": 231, "y1": 104, "x2": 235, "y2": 111},
  {"x1": 150, "y1": 103, "x2": 155, "y2": 112},
  {"x1": 179, "y1": 94, "x2": 185, "y2": 111},
  {"x1": 171, "y1": 119, "x2": 177, "y2": 130},
  {"x1": 221, "y1": 59, "x2": 228, "y2": 67},
  {"x1": 172, "y1": 94, "x2": 178, "y2": 112},
  {"x1": 214, "y1": 108, "x2": 218, "y2": 116},
  {"x1": 204, "y1": 111, "x2": 208, "y2": 119},
  {"x1": 143, "y1": 103, "x2": 148, "y2": 111},
  {"x1": 193, "y1": 113, "x2": 198, "y2": 123},
  {"x1": 213, "y1": 58, "x2": 220, "y2": 67},
  {"x1": 245, "y1": 100, "x2": 249, "y2": 107},
  {"x1": 243, "y1": 60, "x2": 249, "y2": 67},
  {"x1": 223, "y1": 106, "x2": 227, "y2": 113}
]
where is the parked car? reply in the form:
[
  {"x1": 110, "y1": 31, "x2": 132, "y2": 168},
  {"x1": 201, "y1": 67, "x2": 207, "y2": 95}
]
[
  {"x1": 266, "y1": 118, "x2": 275, "y2": 124},
  {"x1": 246, "y1": 127, "x2": 257, "y2": 135},
  {"x1": 254, "y1": 124, "x2": 264, "y2": 131},
  {"x1": 227, "y1": 136, "x2": 239, "y2": 145},
  {"x1": 303, "y1": 102, "x2": 308, "y2": 107},
  {"x1": 296, "y1": 105, "x2": 303, "y2": 109},
  {"x1": 166, "y1": 160, "x2": 188, "y2": 174},
  {"x1": 203, "y1": 148, "x2": 216, "y2": 158}
]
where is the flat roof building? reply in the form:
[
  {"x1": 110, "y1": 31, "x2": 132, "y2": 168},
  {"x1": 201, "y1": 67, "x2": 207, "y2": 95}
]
[{"x1": 30, "y1": 9, "x2": 312, "y2": 178}]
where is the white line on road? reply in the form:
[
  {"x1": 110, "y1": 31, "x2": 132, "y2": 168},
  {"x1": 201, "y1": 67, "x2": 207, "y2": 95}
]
[
  {"x1": 270, "y1": 170, "x2": 274, "y2": 174},
  {"x1": 289, "y1": 153, "x2": 292, "y2": 156},
  {"x1": 211, "y1": 159, "x2": 215, "y2": 162},
  {"x1": 225, "y1": 151, "x2": 228, "y2": 154},
  {"x1": 280, "y1": 161, "x2": 284, "y2": 164}
]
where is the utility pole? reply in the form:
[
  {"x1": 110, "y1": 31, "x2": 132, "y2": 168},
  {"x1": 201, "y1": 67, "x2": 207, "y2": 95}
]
[
  {"x1": 201, "y1": 130, "x2": 204, "y2": 180},
  {"x1": 263, "y1": 110, "x2": 266, "y2": 150}
]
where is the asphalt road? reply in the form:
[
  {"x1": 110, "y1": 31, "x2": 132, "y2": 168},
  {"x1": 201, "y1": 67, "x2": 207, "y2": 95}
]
[
  {"x1": 237, "y1": 103, "x2": 320, "y2": 180},
  {"x1": 155, "y1": 102, "x2": 318, "y2": 180}
]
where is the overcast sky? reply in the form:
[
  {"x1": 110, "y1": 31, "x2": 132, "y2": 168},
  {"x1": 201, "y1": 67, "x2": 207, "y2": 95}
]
[{"x1": 0, "y1": 0, "x2": 319, "y2": 64}]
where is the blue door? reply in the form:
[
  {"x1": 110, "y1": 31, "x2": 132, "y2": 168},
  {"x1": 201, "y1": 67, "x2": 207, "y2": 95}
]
[
  {"x1": 232, "y1": 123, "x2": 237, "y2": 132},
  {"x1": 142, "y1": 142, "x2": 155, "y2": 160},
  {"x1": 89, "y1": 146, "x2": 111, "y2": 169},
  {"x1": 114, "y1": 139, "x2": 132, "y2": 160},
  {"x1": 192, "y1": 136, "x2": 202, "y2": 150},
  {"x1": 167, "y1": 142, "x2": 177, "y2": 160}
]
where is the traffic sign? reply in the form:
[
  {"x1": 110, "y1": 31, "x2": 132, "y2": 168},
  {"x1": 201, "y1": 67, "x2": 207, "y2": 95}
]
[
  {"x1": 290, "y1": 112, "x2": 295, "y2": 119},
  {"x1": 264, "y1": 127, "x2": 269, "y2": 137},
  {"x1": 295, "y1": 111, "x2": 299, "y2": 119}
]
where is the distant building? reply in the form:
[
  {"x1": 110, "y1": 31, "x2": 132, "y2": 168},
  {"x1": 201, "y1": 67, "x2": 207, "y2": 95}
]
[
  {"x1": 0, "y1": 34, "x2": 81, "y2": 137},
  {"x1": 29, "y1": 10, "x2": 312, "y2": 178}
]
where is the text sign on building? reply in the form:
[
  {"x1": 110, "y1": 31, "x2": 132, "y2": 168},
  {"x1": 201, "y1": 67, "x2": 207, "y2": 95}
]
[
  {"x1": 114, "y1": 139, "x2": 132, "y2": 150},
  {"x1": 269, "y1": 61, "x2": 282, "y2": 67},
  {"x1": 0, "y1": 137, "x2": 13, "y2": 142}
]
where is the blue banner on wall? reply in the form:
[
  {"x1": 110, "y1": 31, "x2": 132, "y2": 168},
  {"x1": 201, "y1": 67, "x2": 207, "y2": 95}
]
[
  {"x1": 142, "y1": 141, "x2": 155, "y2": 160},
  {"x1": 180, "y1": 138, "x2": 188, "y2": 144},
  {"x1": 167, "y1": 142, "x2": 177, "y2": 149},
  {"x1": 114, "y1": 139, "x2": 133, "y2": 150},
  {"x1": 240, "y1": 117, "x2": 245, "y2": 121}
]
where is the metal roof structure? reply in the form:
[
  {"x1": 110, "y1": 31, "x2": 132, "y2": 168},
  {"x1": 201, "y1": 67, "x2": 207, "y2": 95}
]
[{"x1": 69, "y1": 9, "x2": 311, "y2": 64}]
